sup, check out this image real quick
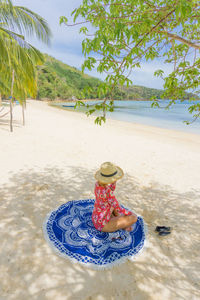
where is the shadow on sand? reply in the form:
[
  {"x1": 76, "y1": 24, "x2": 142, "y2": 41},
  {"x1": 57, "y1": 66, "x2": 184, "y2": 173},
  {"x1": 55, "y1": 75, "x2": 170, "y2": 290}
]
[
  {"x1": 0, "y1": 166, "x2": 199, "y2": 300},
  {"x1": 0, "y1": 118, "x2": 22, "y2": 132}
]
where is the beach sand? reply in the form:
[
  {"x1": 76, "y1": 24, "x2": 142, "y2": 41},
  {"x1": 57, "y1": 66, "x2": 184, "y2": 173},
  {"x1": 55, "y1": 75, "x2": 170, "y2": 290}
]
[{"x1": 0, "y1": 100, "x2": 200, "y2": 300}]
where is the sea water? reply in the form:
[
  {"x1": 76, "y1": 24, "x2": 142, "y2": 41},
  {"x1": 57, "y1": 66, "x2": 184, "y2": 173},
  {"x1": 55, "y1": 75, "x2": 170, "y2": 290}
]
[{"x1": 55, "y1": 100, "x2": 200, "y2": 134}]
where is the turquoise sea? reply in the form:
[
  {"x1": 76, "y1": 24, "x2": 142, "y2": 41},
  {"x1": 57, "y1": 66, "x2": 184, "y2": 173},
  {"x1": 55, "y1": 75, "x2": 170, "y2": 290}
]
[{"x1": 54, "y1": 100, "x2": 200, "y2": 135}]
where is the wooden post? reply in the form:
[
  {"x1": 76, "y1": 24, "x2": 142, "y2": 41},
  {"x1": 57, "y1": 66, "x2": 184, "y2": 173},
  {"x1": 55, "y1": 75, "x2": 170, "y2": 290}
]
[
  {"x1": 22, "y1": 101, "x2": 25, "y2": 126},
  {"x1": 10, "y1": 70, "x2": 15, "y2": 132}
]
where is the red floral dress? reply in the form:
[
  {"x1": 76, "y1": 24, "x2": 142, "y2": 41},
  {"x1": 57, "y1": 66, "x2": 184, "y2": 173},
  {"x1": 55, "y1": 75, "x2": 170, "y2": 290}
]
[{"x1": 92, "y1": 182, "x2": 132, "y2": 231}]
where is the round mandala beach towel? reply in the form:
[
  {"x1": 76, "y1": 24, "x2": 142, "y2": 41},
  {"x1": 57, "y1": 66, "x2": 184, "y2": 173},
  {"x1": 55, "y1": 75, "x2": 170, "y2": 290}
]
[{"x1": 43, "y1": 199, "x2": 147, "y2": 269}]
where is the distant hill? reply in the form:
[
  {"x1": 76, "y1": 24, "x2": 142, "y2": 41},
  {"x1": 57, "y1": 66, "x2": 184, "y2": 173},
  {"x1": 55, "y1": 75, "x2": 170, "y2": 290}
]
[
  {"x1": 37, "y1": 54, "x2": 100, "y2": 100},
  {"x1": 37, "y1": 54, "x2": 198, "y2": 101}
]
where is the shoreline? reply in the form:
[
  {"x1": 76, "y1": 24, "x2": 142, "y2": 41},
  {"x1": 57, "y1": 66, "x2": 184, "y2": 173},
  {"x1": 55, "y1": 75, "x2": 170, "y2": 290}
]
[
  {"x1": 49, "y1": 100, "x2": 200, "y2": 138},
  {"x1": 0, "y1": 100, "x2": 200, "y2": 300}
]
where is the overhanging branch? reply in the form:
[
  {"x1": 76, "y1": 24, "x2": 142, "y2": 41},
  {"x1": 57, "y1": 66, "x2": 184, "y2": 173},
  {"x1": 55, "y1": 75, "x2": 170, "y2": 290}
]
[{"x1": 160, "y1": 31, "x2": 200, "y2": 50}]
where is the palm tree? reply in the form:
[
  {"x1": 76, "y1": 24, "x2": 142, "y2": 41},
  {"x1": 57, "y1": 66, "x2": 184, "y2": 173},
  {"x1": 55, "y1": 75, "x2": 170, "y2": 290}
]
[
  {"x1": 0, "y1": 0, "x2": 51, "y2": 47},
  {"x1": 0, "y1": 0, "x2": 51, "y2": 131}
]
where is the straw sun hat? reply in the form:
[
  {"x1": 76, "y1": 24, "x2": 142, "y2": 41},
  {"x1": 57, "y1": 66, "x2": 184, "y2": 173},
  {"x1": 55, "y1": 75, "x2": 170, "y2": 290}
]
[{"x1": 95, "y1": 162, "x2": 124, "y2": 184}]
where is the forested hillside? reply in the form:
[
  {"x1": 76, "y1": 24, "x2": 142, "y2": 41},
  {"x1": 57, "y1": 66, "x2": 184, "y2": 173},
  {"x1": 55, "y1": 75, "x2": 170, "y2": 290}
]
[{"x1": 37, "y1": 55, "x2": 197, "y2": 101}]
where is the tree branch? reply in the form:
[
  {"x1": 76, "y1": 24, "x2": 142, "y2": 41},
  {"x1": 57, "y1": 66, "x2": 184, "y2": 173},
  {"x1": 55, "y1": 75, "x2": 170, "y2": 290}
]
[
  {"x1": 134, "y1": 9, "x2": 175, "y2": 48},
  {"x1": 65, "y1": 21, "x2": 89, "y2": 27},
  {"x1": 159, "y1": 31, "x2": 200, "y2": 50}
]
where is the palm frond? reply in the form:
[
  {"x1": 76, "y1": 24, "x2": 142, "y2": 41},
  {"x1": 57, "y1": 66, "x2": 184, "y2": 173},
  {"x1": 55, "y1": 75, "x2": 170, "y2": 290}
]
[
  {"x1": 14, "y1": 6, "x2": 52, "y2": 44},
  {"x1": 0, "y1": 27, "x2": 31, "y2": 48},
  {"x1": 0, "y1": 0, "x2": 51, "y2": 103},
  {"x1": 0, "y1": 0, "x2": 52, "y2": 44}
]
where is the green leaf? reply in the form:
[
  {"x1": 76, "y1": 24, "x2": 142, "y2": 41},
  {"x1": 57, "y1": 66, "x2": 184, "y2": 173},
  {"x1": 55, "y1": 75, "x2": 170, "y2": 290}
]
[
  {"x1": 59, "y1": 16, "x2": 68, "y2": 25},
  {"x1": 79, "y1": 27, "x2": 88, "y2": 34}
]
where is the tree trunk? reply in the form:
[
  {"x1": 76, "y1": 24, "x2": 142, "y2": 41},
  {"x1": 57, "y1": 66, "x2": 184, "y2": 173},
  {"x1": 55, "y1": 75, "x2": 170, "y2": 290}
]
[
  {"x1": 103, "y1": 99, "x2": 106, "y2": 118},
  {"x1": 22, "y1": 101, "x2": 25, "y2": 126},
  {"x1": 0, "y1": 93, "x2": 2, "y2": 106},
  {"x1": 10, "y1": 70, "x2": 15, "y2": 132}
]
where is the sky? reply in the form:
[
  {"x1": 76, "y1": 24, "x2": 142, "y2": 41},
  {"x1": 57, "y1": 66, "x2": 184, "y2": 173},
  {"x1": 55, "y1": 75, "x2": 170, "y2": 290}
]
[{"x1": 12, "y1": 0, "x2": 171, "y2": 89}]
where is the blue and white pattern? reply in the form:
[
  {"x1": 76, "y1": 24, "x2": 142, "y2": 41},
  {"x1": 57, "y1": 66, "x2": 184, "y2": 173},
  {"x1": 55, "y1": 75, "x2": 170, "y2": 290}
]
[{"x1": 43, "y1": 199, "x2": 147, "y2": 269}]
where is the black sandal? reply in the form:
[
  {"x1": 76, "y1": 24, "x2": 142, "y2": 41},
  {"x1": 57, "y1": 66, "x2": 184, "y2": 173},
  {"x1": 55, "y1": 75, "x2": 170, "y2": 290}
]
[{"x1": 155, "y1": 226, "x2": 171, "y2": 232}]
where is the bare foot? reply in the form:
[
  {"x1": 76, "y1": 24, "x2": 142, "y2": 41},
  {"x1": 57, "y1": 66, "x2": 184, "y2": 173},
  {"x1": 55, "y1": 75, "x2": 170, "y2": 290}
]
[{"x1": 125, "y1": 226, "x2": 132, "y2": 232}]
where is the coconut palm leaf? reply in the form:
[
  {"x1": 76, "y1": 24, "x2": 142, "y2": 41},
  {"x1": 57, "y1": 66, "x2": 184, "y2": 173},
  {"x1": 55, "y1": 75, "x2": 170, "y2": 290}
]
[
  {"x1": 1, "y1": 38, "x2": 43, "y2": 99},
  {"x1": 0, "y1": 0, "x2": 51, "y2": 130},
  {"x1": 0, "y1": 26, "x2": 31, "y2": 49},
  {"x1": 0, "y1": 0, "x2": 51, "y2": 44}
]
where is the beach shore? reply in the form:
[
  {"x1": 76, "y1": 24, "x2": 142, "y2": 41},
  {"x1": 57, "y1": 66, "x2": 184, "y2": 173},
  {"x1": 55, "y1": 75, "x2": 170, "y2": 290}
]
[{"x1": 0, "y1": 100, "x2": 200, "y2": 300}]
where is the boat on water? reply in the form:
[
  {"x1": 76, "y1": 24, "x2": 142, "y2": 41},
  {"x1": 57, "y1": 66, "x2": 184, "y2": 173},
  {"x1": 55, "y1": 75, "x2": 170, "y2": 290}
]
[
  {"x1": 62, "y1": 105, "x2": 75, "y2": 108},
  {"x1": 62, "y1": 102, "x2": 101, "y2": 108}
]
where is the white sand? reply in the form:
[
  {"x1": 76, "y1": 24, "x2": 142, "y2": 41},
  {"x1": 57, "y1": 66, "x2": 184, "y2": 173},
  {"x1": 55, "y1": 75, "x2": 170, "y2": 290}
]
[{"x1": 0, "y1": 100, "x2": 200, "y2": 300}]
